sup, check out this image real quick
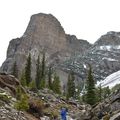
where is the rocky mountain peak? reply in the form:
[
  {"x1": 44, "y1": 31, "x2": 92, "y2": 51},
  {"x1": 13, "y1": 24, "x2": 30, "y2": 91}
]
[
  {"x1": 94, "y1": 31, "x2": 120, "y2": 46},
  {"x1": 0, "y1": 13, "x2": 91, "y2": 78},
  {"x1": 59, "y1": 31, "x2": 120, "y2": 84},
  {"x1": 22, "y1": 13, "x2": 67, "y2": 53}
]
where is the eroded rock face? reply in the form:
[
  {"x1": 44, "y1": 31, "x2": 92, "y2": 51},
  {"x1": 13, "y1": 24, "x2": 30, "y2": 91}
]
[
  {"x1": 1, "y1": 12, "x2": 120, "y2": 86},
  {"x1": 60, "y1": 31, "x2": 120, "y2": 81},
  {"x1": 0, "y1": 13, "x2": 91, "y2": 79}
]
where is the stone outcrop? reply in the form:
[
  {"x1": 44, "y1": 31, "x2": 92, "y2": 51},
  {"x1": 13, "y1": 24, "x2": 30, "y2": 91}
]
[
  {"x1": 0, "y1": 13, "x2": 91, "y2": 79},
  {"x1": 0, "y1": 73, "x2": 20, "y2": 95}
]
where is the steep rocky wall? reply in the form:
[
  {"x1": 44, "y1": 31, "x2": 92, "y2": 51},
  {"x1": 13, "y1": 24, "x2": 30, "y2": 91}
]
[{"x1": 0, "y1": 13, "x2": 91, "y2": 80}]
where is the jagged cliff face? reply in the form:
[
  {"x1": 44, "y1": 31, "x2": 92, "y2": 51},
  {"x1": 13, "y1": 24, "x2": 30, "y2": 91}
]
[
  {"x1": 60, "y1": 31, "x2": 120, "y2": 81},
  {"x1": 0, "y1": 13, "x2": 91, "y2": 78},
  {"x1": 23, "y1": 13, "x2": 67, "y2": 53},
  {"x1": 3, "y1": 13, "x2": 120, "y2": 84}
]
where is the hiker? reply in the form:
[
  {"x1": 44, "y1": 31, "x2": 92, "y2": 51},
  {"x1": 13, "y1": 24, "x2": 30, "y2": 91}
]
[
  {"x1": 60, "y1": 107, "x2": 67, "y2": 120},
  {"x1": 103, "y1": 112, "x2": 110, "y2": 120}
]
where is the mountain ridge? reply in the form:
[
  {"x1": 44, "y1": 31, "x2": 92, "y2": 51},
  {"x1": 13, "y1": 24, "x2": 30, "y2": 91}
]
[
  {"x1": 0, "y1": 13, "x2": 91, "y2": 80},
  {"x1": 1, "y1": 13, "x2": 120, "y2": 88},
  {"x1": 59, "y1": 31, "x2": 120, "y2": 82}
]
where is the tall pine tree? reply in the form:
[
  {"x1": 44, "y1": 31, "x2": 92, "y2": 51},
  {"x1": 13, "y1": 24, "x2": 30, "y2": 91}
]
[
  {"x1": 96, "y1": 84, "x2": 102, "y2": 102},
  {"x1": 41, "y1": 52, "x2": 45, "y2": 79},
  {"x1": 25, "y1": 53, "x2": 32, "y2": 86},
  {"x1": 35, "y1": 55, "x2": 41, "y2": 89},
  {"x1": 48, "y1": 66, "x2": 53, "y2": 90},
  {"x1": 40, "y1": 52, "x2": 46, "y2": 88},
  {"x1": 52, "y1": 73, "x2": 61, "y2": 94},
  {"x1": 67, "y1": 71, "x2": 75, "y2": 99},
  {"x1": 86, "y1": 65, "x2": 96, "y2": 105},
  {"x1": 20, "y1": 70, "x2": 26, "y2": 87},
  {"x1": 11, "y1": 61, "x2": 18, "y2": 78}
]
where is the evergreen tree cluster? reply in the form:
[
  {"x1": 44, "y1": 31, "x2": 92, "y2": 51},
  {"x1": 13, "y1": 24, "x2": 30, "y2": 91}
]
[
  {"x1": 47, "y1": 66, "x2": 61, "y2": 95},
  {"x1": 13, "y1": 52, "x2": 62, "y2": 94},
  {"x1": 23, "y1": 52, "x2": 46, "y2": 89},
  {"x1": 11, "y1": 52, "x2": 111, "y2": 105}
]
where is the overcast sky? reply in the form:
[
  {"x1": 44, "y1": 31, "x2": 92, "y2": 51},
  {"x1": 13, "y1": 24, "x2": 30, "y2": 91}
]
[{"x1": 0, "y1": 0, "x2": 120, "y2": 66}]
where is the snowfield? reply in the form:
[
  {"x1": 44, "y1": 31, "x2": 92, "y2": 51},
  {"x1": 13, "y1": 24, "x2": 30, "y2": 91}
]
[{"x1": 97, "y1": 70, "x2": 120, "y2": 89}]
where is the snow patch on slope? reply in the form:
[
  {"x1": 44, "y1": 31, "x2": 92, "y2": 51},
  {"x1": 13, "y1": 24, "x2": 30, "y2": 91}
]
[
  {"x1": 97, "y1": 70, "x2": 120, "y2": 89},
  {"x1": 98, "y1": 45, "x2": 120, "y2": 51},
  {"x1": 83, "y1": 64, "x2": 87, "y2": 69},
  {"x1": 100, "y1": 45, "x2": 111, "y2": 51},
  {"x1": 102, "y1": 57, "x2": 118, "y2": 62}
]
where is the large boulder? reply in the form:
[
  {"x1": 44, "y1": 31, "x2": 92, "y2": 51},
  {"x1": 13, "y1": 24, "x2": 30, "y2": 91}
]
[{"x1": 0, "y1": 73, "x2": 25, "y2": 96}]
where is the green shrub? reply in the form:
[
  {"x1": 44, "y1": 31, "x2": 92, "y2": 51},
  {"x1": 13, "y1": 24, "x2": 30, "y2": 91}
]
[
  {"x1": 29, "y1": 80, "x2": 37, "y2": 91},
  {"x1": 14, "y1": 94, "x2": 29, "y2": 111}
]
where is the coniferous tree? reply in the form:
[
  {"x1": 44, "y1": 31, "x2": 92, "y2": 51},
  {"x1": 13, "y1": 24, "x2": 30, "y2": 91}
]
[
  {"x1": 35, "y1": 55, "x2": 41, "y2": 89},
  {"x1": 15, "y1": 86, "x2": 29, "y2": 119},
  {"x1": 16, "y1": 86, "x2": 22, "y2": 100},
  {"x1": 48, "y1": 66, "x2": 53, "y2": 89},
  {"x1": 41, "y1": 52, "x2": 45, "y2": 79},
  {"x1": 15, "y1": 94, "x2": 29, "y2": 111},
  {"x1": 97, "y1": 83, "x2": 102, "y2": 102},
  {"x1": 20, "y1": 70, "x2": 26, "y2": 87},
  {"x1": 67, "y1": 71, "x2": 75, "y2": 99},
  {"x1": 29, "y1": 80, "x2": 36, "y2": 91},
  {"x1": 102, "y1": 86, "x2": 111, "y2": 99},
  {"x1": 52, "y1": 73, "x2": 61, "y2": 94},
  {"x1": 25, "y1": 53, "x2": 32, "y2": 86},
  {"x1": 86, "y1": 65, "x2": 96, "y2": 105},
  {"x1": 11, "y1": 61, "x2": 18, "y2": 78},
  {"x1": 40, "y1": 52, "x2": 46, "y2": 88}
]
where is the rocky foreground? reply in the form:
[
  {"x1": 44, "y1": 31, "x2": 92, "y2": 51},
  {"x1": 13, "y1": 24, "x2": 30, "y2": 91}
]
[{"x1": 0, "y1": 74, "x2": 120, "y2": 120}]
